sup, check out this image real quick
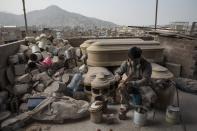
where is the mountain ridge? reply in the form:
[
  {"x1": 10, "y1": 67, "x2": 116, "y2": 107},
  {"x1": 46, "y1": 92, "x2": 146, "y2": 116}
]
[{"x1": 0, "y1": 5, "x2": 117, "y2": 28}]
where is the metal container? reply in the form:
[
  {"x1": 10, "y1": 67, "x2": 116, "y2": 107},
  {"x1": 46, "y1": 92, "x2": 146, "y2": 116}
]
[
  {"x1": 28, "y1": 60, "x2": 37, "y2": 68},
  {"x1": 133, "y1": 107, "x2": 148, "y2": 126},
  {"x1": 38, "y1": 41, "x2": 46, "y2": 50},
  {"x1": 31, "y1": 45, "x2": 41, "y2": 53},
  {"x1": 64, "y1": 49, "x2": 74, "y2": 60},
  {"x1": 75, "y1": 48, "x2": 81, "y2": 58},
  {"x1": 89, "y1": 101, "x2": 103, "y2": 123},
  {"x1": 166, "y1": 105, "x2": 180, "y2": 124},
  {"x1": 30, "y1": 53, "x2": 43, "y2": 61}
]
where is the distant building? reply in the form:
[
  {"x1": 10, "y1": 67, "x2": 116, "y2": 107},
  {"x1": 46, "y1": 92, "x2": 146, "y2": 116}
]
[{"x1": 0, "y1": 25, "x2": 21, "y2": 44}]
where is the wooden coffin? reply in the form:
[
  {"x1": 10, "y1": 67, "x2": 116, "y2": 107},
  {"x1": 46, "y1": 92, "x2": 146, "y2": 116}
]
[
  {"x1": 86, "y1": 39, "x2": 164, "y2": 66},
  {"x1": 80, "y1": 38, "x2": 143, "y2": 55}
]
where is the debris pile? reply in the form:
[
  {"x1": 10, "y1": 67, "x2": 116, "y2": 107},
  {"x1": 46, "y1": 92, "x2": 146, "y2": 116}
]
[{"x1": 0, "y1": 34, "x2": 89, "y2": 130}]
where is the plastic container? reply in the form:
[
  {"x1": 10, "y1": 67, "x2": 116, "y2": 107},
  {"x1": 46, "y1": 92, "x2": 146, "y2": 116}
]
[
  {"x1": 166, "y1": 105, "x2": 180, "y2": 124},
  {"x1": 41, "y1": 56, "x2": 52, "y2": 67},
  {"x1": 27, "y1": 96, "x2": 46, "y2": 110},
  {"x1": 66, "y1": 73, "x2": 82, "y2": 96},
  {"x1": 133, "y1": 107, "x2": 148, "y2": 126}
]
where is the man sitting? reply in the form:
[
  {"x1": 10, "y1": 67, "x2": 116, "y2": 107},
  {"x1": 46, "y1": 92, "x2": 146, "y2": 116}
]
[{"x1": 114, "y1": 47, "x2": 157, "y2": 119}]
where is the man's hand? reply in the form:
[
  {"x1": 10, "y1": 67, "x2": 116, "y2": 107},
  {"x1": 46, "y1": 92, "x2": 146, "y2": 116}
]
[
  {"x1": 115, "y1": 74, "x2": 121, "y2": 82},
  {"x1": 118, "y1": 82, "x2": 126, "y2": 90}
]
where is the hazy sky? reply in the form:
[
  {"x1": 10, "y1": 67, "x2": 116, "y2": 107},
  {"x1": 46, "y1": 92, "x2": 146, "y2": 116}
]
[{"x1": 0, "y1": 0, "x2": 196, "y2": 26}]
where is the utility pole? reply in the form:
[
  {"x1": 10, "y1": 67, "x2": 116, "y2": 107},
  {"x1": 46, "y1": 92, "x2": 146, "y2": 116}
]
[
  {"x1": 155, "y1": 0, "x2": 158, "y2": 31},
  {"x1": 22, "y1": 0, "x2": 28, "y2": 35}
]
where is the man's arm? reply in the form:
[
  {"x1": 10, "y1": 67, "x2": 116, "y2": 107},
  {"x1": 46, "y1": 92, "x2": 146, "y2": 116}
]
[
  {"x1": 115, "y1": 61, "x2": 128, "y2": 76},
  {"x1": 114, "y1": 61, "x2": 128, "y2": 82}
]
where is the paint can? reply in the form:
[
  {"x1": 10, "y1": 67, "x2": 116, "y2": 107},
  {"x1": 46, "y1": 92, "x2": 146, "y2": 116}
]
[
  {"x1": 166, "y1": 105, "x2": 180, "y2": 124},
  {"x1": 30, "y1": 53, "x2": 43, "y2": 61},
  {"x1": 89, "y1": 101, "x2": 103, "y2": 123},
  {"x1": 133, "y1": 107, "x2": 148, "y2": 126},
  {"x1": 31, "y1": 45, "x2": 41, "y2": 53},
  {"x1": 28, "y1": 60, "x2": 37, "y2": 69},
  {"x1": 75, "y1": 48, "x2": 82, "y2": 58},
  {"x1": 65, "y1": 47, "x2": 75, "y2": 60},
  {"x1": 38, "y1": 41, "x2": 46, "y2": 51}
]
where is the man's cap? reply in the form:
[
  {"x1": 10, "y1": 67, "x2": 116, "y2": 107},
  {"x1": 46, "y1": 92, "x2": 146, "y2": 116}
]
[{"x1": 128, "y1": 47, "x2": 142, "y2": 59}]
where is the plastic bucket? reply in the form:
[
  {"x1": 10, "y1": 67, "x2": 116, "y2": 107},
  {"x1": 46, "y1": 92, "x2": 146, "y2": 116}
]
[
  {"x1": 133, "y1": 107, "x2": 148, "y2": 126},
  {"x1": 166, "y1": 105, "x2": 180, "y2": 124}
]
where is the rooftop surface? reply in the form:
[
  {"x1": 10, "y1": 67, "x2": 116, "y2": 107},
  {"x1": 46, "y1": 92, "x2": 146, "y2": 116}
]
[{"x1": 25, "y1": 90, "x2": 197, "y2": 131}]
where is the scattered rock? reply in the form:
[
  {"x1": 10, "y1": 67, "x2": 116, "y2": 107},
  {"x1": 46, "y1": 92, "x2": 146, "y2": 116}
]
[
  {"x1": 14, "y1": 64, "x2": 26, "y2": 76},
  {"x1": 15, "y1": 73, "x2": 32, "y2": 83}
]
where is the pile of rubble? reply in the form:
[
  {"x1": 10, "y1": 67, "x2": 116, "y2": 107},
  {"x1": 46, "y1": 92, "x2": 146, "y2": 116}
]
[{"x1": 0, "y1": 34, "x2": 89, "y2": 129}]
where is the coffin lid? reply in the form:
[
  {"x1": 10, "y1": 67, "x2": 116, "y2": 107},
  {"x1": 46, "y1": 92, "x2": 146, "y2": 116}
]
[
  {"x1": 87, "y1": 41, "x2": 163, "y2": 52},
  {"x1": 80, "y1": 38, "x2": 144, "y2": 49}
]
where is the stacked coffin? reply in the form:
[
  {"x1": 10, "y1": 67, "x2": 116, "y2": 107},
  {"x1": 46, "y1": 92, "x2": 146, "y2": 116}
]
[{"x1": 80, "y1": 39, "x2": 164, "y2": 66}]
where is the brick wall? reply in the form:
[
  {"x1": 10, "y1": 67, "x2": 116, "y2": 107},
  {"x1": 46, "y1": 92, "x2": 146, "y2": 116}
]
[{"x1": 159, "y1": 36, "x2": 197, "y2": 78}]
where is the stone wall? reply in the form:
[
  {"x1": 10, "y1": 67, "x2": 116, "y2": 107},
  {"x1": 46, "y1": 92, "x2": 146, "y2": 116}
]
[
  {"x1": 159, "y1": 36, "x2": 197, "y2": 78},
  {"x1": 0, "y1": 40, "x2": 25, "y2": 88}
]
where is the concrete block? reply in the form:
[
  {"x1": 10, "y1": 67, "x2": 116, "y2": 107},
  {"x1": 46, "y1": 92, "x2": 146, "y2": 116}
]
[
  {"x1": 38, "y1": 72, "x2": 53, "y2": 86},
  {"x1": 166, "y1": 62, "x2": 181, "y2": 77},
  {"x1": 13, "y1": 84, "x2": 29, "y2": 96},
  {"x1": 15, "y1": 73, "x2": 32, "y2": 83},
  {"x1": 44, "y1": 81, "x2": 59, "y2": 94},
  {"x1": 14, "y1": 64, "x2": 26, "y2": 76},
  {"x1": 30, "y1": 69, "x2": 40, "y2": 76},
  {"x1": 8, "y1": 55, "x2": 19, "y2": 65}
]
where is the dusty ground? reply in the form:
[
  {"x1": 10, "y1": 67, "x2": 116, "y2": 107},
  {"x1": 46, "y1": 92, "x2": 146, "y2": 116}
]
[{"x1": 25, "y1": 90, "x2": 197, "y2": 131}]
